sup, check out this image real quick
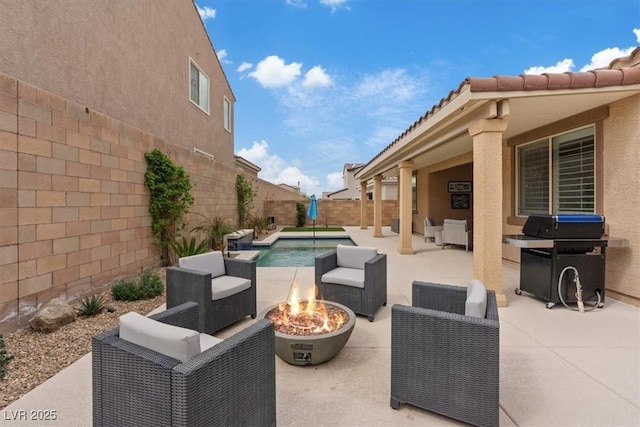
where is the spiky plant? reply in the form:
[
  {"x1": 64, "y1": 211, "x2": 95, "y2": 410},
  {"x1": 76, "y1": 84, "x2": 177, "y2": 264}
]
[{"x1": 77, "y1": 295, "x2": 106, "y2": 316}]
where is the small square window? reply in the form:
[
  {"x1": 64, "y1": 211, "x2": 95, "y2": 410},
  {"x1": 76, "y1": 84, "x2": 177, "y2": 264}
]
[{"x1": 189, "y1": 59, "x2": 209, "y2": 114}]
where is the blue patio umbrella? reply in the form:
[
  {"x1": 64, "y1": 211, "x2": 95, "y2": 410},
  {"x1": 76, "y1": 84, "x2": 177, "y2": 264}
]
[{"x1": 307, "y1": 195, "x2": 318, "y2": 242}]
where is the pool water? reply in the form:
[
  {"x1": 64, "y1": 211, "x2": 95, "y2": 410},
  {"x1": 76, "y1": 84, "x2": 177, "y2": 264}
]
[{"x1": 255, "y1": 238, "x2": 355, "y2": 267}]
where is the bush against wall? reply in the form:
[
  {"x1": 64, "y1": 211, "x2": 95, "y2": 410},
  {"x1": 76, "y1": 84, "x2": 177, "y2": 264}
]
[
  {"x1": 236, "y1": 174, "x2": 256, "y2": 227},
  {"x1": 295, "y1": 202, "x2": 306, "y2": 227},
  {"x1": 144, "y1": 148, "x2": 194, "y2": 266}
]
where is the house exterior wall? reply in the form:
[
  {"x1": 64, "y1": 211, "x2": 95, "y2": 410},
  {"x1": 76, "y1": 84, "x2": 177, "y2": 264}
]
[
  {"x1": 501, "y1": 94, "x2": 640, "y2": 304},
  {"x1": 601, "y1": 94, "x2": 640, "y2": 303},
  {"x1": 0, "y1": 1, "x2": 248, "y2": 333},
  {"x1": 0, "y1": 0, "x2": 235, "y2": 169}
]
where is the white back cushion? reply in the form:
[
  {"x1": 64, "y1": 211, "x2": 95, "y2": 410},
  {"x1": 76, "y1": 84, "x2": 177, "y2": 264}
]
[
  {"x1": 119, "y1": 311, "x2": 201, "y2": 362},
  {"x1": 336, "y1": 245, "x2": 377, "y2": 270},
  {"x1": 179, "y1": 251, "x2": 226, "y2": 278},
  {"x1": 465, "y1": 279, "x2": 487, "y2": 318},
  {"x1": 444, "y1": 219, "x2": 467, "y2": 226}
]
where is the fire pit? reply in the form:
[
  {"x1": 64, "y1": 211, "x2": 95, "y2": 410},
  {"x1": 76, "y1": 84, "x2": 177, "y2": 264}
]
[{"x1": 260, "y1": 286, "x2": 356, "y2": 366}]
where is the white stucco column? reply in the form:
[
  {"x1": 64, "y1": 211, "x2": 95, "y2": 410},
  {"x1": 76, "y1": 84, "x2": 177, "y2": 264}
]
[
  {"x1": 373, "y1": 175, "x2": 383, "y2": 237},
  {"x1": 398, "y1": 161, "x2": 415, "y2": 254},
  {"x1": 468, "y1": 118, "x2": 508, "y2": 307},
  {"x1": 360, "y1": 181, "x2": 368, "y2": 229}
]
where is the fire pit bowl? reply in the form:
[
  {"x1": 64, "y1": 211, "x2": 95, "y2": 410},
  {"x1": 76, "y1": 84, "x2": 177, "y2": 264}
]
[{"x1": 260, "y1": 299, "x2": 356, "y2": 366}]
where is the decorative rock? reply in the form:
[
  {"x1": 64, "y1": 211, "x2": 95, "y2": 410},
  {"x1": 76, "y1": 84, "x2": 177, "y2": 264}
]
[
  {"x1": 28, "y1": 298, "x2": 77, "y2": 333},
  {"x1": 106, "y1": 306, "x2": 116, "y2": 313}
]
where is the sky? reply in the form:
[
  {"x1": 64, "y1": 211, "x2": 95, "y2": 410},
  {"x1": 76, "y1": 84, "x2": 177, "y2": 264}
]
[{"x1": 195, "y1": 0, "x2": 640, "y2": 198}]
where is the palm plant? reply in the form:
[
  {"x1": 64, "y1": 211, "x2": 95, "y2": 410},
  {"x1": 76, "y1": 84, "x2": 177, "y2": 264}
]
[{"x1": 191, "y1": 214, "x2": 235, "y2": 251}]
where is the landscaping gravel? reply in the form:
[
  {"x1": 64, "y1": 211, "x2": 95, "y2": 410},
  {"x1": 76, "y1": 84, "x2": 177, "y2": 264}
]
[{"x1": 0, "y1": 269, "x2": 166, "y2": 409}]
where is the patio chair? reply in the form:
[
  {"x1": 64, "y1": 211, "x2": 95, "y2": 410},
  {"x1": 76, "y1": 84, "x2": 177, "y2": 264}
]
[
  {"x1": 92, "y1": 302, "x2": 276, "y2": 427},
  {"x1": 315, "y1": 244, "x2": 387, "y2": 322},
  {"x1": 441, "y1": 218, "x2": 473, "y2": 251},
  {"x1": 166, "y1": 251, "x2": 256, "y2": 334},
  {"x1": 390, "y1": 280, "x2": 499, "y2": 427},
  {"x1": 423, "y1": 216, "x2": 443, "y2": 242}
]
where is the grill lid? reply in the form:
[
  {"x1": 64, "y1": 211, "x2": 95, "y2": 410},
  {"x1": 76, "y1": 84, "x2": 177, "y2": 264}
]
[{"x1": 523, "y1": 214, "x2": 605, "y2": 239}]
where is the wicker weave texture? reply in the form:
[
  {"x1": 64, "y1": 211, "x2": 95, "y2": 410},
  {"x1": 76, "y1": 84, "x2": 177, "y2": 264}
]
[
  {"x1": 92, "y1": 302, "x2": 276, "y2": 427},
  {"x1": 166, "y1": 257, "x2": 257, "y2": 334},
  {"x1": 390, "y1": 281, "x2": 499, "y2": 427},
  {"x1": 315, "y1": 250, "x2": 387, "y2": 321}
]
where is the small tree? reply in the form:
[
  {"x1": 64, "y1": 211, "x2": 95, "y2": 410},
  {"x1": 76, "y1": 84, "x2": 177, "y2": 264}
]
[
  {"x1": 295, "y1": 202, "x2": 306, "y2": 227},
  {"x1": 144, "y1": 148, "x2": 194, "y2": 266},
  {"x1": 236, "y1": 174, "x2": 256, "y2": 227},
  {"x1": 192, "y1": 214, "x2": 235, "y2": 251}
]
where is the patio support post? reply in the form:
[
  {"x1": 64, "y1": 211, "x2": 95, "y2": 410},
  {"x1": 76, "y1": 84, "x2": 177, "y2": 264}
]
[
  {"x1": 373, "y1": 175, "x2": 383, "y2": 237},
  {"x1": 469, "y1": 118, "x2": 508, "y2": 307},
  {"x1": 360, "y1": 181, "x2": 368, "y2": 229},
  {"x1": 398, "y1": 160, "x2": 415, "y2": 254}
]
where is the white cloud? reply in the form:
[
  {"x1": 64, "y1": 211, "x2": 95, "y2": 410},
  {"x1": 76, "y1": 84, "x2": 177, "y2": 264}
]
[
  {"x1": 237, "y1": 62, "x2": 253, "y2": 73},
  {"x1": 320, "y1": 0, "x2": 349, "y2": 12},
  {"x1": 303, "y1": 66, "x2": 333, "y2": 88},
  {"x1": 249, "y1": 55, "x2": 302, "y2": 88},
  {"x1": 524, "y1": 59, "x2": 574, "y2": 74},
  {"x1": 216, "y1": 49, "x2": 231, "y2": 64},
  {"x1": 580, "y1": 46, "x2": 637, "y2": 71},
  {"x1": 326, "y1": 172, "x2": 344, "y2": 189},
  {"x1": 236, "y1": 140, "x2": 320, "y2": 195},
  {"x1": 354, "y1": 69, "x2": 423, "y2": 103},
  {"x1": 286, "y1": 0, "x2": 308, "y2": 8},
  {"x1": 196, "y1": 5, "x2": 216, "y2": 21},
  {"x1": 525, "y1": 28, "x2": 640, "y2": 74}
]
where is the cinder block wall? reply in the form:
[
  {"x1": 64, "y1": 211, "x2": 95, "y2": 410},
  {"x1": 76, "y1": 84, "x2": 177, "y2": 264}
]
[
  {"x1": 264, "y1": 199, "x2": 399, "y2": 227},
  {"x1": 0, "y1": 73, "x2": 244, "y2": 333}
]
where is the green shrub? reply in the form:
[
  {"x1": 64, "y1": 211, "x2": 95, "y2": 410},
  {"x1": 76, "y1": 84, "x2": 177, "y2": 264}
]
[
  {"x1": 172, "y1": 236, "x2": 209, "y2": 258},
  {"x1": 295, "y1": 202, "x2": 306, "y2": 227},
  {"x1": 0, "y1": 334, "x2": 13, "y2": 380},
  {"x1": 112, "y1": 270, "x2": 164, "y2": 301},
  {"x1": 191, "y1": 214, "x2": 235, "y2": 251},
  {"x1": 77, "y1": 295, "x2": 106, "y2": 316}
]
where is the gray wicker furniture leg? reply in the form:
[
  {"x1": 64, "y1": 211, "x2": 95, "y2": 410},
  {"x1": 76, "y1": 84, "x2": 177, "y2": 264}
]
[
  {"x1": 166, "y1": 256, "x2": 257, "y2": 334},
  {"x1": 315, "y1": 250, "x2": 387, "y2": 322},
  {"x1": 390, "y1": 281, "x2": 499, "y2": 427},
  {"x1": 92, "y1": 302, "x2": 276, "y2": 427}
]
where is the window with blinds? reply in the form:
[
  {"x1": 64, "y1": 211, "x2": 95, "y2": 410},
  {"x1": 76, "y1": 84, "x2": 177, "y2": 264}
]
[{"x1": 517, "y1": 126, "x2": 595, "y2": 216}]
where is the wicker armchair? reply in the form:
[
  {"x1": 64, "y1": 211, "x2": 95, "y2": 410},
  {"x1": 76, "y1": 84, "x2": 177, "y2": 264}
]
[
  {"x1": 315, "y1": 245, "x2": 387, "y2": 322},
  {"x1": 166, "y1": 251, "x2": 257, "y2": 334},
  {"x1": 92, "y1": 302, "x2": 276, "y2": 427},
  {"x1": 390, "y1": 281, "x2": 500, "y2": 427}
]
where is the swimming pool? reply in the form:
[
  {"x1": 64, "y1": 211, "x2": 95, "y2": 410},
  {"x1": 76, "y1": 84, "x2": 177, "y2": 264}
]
[{"x1": 255, "y1": 238, "x2": 355, "y2": 267}]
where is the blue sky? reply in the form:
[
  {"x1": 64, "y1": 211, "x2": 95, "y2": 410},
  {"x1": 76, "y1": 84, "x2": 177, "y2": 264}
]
[{"x1": 196, "y1": 0, "x2": 639, "y2": 198}]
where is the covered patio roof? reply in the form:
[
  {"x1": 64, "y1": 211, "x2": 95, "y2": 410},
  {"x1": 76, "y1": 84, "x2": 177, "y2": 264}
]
[{"x1": 356, "y1": 48, "x2": 640, "y2": 180}]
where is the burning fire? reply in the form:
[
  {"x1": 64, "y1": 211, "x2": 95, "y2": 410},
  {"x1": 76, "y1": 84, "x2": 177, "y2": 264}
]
[{"x1": 266, "y1": 284, "x2": 348, "y2": 336}]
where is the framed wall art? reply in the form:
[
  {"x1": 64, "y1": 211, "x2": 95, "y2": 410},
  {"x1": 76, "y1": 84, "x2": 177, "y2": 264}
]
[
  {"x1": 448, "y1": 181, "x2": 472, "y2": 192},
  {"x1": 451, "y1": 193, "x2": 470, "y2": 209}
]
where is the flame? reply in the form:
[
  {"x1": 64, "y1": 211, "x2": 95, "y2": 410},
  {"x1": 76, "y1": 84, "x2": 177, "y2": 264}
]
[{"x1": 269, "y1": 283, "x2": 348, "y2": 334}]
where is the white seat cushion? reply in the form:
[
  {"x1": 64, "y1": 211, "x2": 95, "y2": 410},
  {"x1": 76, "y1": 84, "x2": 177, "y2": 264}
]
[
  {"x1": 211, "y1": 275, "x2": 251, "y2": 300},
  {"x1": 465, "y1": 279, "x2": 487, "y2": 318},
  {"x1": 199, "y1": 333, "x2": 223, "y2": 351},
  {"x1": 119, "y1": 311, "x2": 201, "y2": 362},
  {"x1": 336, "y1": 245, "x2": 377, "y2": 270},
  {"x1": 179, "y1": 251, "x2": 226, "y2": 278},
  {"x1": 322, "y1": 267, "x2": 365, "y2": 288}
]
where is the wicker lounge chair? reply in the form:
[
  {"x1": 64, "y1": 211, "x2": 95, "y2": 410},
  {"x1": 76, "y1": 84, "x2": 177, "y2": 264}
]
[
  {"x1": 166, "y1": 251, "x2": 257, "y2": 334},
  {"x1": 390, "y1": 281, "x2": 499, "y2": 427},
  {"x1": 92, "y1": 302, "x2": 276, "y2": 427},
  {"x1": 315, "y1": 244, "x2": 387, "y2": 322}
]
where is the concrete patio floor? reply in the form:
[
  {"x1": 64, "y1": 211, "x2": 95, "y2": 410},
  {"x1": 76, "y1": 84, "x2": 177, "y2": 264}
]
[{"x1": 4, "y1": 226, "x2": 639, "y2": 426}]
